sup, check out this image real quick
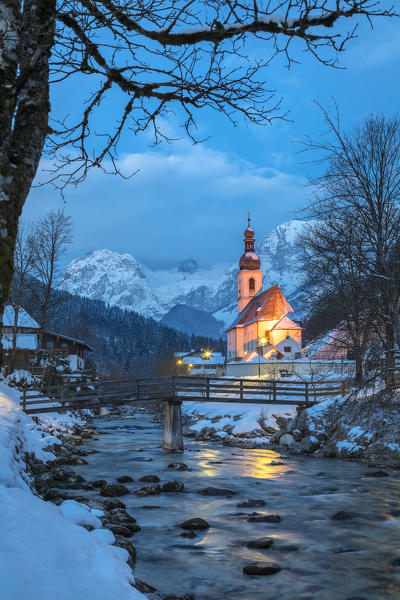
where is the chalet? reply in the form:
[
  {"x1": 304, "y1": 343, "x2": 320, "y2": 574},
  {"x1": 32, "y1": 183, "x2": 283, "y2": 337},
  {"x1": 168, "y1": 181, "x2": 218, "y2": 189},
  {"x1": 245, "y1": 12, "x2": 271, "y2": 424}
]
[
  {"x1": 1, "y1": 305, "x2": 93, "y2": 372},
  {"x1": 175, "y1": 350, "x2": 225, "y2": 376},
  {"x1": 226, "y1": 216, "x2": 302, "y2": 363}
]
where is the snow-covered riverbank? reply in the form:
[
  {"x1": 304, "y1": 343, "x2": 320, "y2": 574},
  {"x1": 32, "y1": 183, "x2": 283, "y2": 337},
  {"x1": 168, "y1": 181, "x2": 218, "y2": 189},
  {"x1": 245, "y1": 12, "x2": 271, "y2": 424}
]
[{"x1": 0, "y1": 381, "x2": 147, "y2": 600}]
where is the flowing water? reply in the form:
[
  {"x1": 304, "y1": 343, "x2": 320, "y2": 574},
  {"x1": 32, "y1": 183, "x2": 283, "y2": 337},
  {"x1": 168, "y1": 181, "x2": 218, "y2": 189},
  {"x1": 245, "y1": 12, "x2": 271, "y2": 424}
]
[{"x1": 73, "y1": 410, "x2": 400, "y2": 600}]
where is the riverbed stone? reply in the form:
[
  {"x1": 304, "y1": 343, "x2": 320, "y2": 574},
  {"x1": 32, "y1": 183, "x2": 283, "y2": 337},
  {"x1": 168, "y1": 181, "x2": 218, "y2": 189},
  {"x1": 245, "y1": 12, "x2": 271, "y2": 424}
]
[
  {"x1": 237, "y1": 499, "x2": 266, "y2": 508},
  {"x1": 279, "y1": 433, "x2": 295, "y2": 447},
  {"x1": 168, "y1": 462, "x2": 188, "y2": 471},
  {"x1": 100, "y1": 483, "x2": 130, "y2": 497},
  {"x1": 117, "y1": 475, "x2": 134, "y2": 483},
  {"x1": 108, "y1": 508, "x2": 136, "y2": 524},
  {"x1": 331, "y1": 511, "x2": 354, "y2": 521},
  {"x1": 105, "y1": 523, "x2": 141, "y2": 537},
  {"x1": 91, "y1": 479, "x2": 107, "y2": 488},
  {"x1": 243, "y1": 563, "x2": 281, "y2": 576},
  {"x1": 364, "y1": 470, "x2": 389, "y2": 477},
  {"x1": 300, "y1": 436, "x2": 320, "y2": 453},
  {"x1": 246, "y1": 537, "x2": 274, "y2": 549},
  {"x1": 247, "y1": 515, "x2": 281, "y2": 523},
  {"x1": 139, "y1": 474, "x2": 160, "y2": 483},
  {"x1": 113, "y1": 537, "x2": 136, "y2": 569},
  {"x1": 199, "y1": 487, "x2": 237, "y2": 496},
  {"x1": 103, "y1": 499, "x2": 126, "y2": 510},
  {"x1": 135, "y1": 484, "x2": 161, "y2": 497},
  {"x1": 180, "y1": 518, "x2": 209, "y2": 530},
  {"x1": 180, "y1": 531, "x2": 197, "y2": 539},
  {"x1": 270, "y1": 460, "x2": 284, "y2": 466},
  {"x1": 162, "y1": 480, "x2": 184, "y2": 493}
]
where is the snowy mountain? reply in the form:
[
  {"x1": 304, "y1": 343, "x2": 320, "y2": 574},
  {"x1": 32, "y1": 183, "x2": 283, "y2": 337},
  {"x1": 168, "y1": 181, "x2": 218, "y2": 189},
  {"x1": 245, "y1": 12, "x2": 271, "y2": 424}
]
[{"x1": 62, "y1": 220, "x2": 308, "y2": 331}]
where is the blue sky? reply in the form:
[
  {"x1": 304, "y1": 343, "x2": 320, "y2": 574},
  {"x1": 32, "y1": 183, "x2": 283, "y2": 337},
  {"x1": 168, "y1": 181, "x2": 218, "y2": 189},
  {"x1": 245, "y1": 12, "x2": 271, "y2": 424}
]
[{"x1": 24, "y1": 15, "x2": 400, "y2": 269}]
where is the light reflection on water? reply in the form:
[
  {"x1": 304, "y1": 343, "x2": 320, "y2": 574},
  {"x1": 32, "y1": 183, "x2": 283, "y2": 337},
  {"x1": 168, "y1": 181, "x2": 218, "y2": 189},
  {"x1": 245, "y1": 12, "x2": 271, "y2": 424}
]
[{"x1": 73, "y1": 412, "x2": 400, "y2": 600}]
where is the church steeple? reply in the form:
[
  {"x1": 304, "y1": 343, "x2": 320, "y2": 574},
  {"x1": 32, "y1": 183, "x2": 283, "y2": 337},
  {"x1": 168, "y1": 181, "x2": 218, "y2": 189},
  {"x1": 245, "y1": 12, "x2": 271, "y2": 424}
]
[
  {"x1": 237, "y1": 213, "x2": 263, "y2": 313},
  {"x1": 239, "y1": 212, "x2": 261, "y2": 270}
]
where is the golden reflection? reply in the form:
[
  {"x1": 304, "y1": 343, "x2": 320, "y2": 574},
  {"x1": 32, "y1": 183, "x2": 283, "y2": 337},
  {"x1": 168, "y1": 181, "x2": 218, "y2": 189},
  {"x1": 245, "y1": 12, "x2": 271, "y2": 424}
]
[{"x1": 196, "y1": 446, "x2": 291, "y2": 479}]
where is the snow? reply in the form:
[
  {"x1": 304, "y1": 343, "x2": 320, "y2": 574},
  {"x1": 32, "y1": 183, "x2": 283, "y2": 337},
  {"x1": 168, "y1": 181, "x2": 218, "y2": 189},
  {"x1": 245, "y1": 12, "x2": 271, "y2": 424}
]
[
  {"x1": 0, "y1": 381, "x2": 147, "y2": 600},
  {"x1": 184, "y1": 400, "x2": 296, "y2": 437},
  {"x1": 2, "y1": 305, "x2": 39, "y2": 328}
]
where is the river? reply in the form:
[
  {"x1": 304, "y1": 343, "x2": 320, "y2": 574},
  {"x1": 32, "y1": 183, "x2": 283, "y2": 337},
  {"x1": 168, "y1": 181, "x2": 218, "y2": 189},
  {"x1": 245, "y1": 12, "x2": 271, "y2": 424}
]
[{"x1": 73, "y1": 409, "x2": 400, "y2": 600}]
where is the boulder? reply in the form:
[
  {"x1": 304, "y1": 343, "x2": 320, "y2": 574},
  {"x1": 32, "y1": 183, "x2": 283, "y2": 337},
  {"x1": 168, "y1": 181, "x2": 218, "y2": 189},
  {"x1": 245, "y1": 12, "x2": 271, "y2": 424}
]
[
  {"x1": 331, "y1": 511, "x2": 354, "y2": 521},
  {"x1": 247, "y1": 515, "x2": 281, "y2": 523},
  {"x1": 168, "y1": 462, "x2": 188, "y2": 471},
  {"x1": 246, "y1": 537, "x2": 274, "y2": 549},
  {"x1": 162, "y1": 480, "x2": 184, "y2": 493},
  {"x1": 113, "y1": 537, "x2": 136, "y2": 569},
  {"x1": 100, "y1": 483, "x2": 130, "y2": 497},
  {"x1": 364, "y1": 470, "x2": 389, "y2": 477},
  {"x1": 105, "y1": 523, "x2": 140, "y2": 537},
  {"x1": 237, "y1": 499, "x2": 265, "y2": 508},
  {"x1": 180, "y1": 531, "x2": 197, "y2": 539},
  {"x1": 103, "y1": 499, "x2": 126, "y2": 510},
  {"x1": 199, "y1": 487, "x2": 237, "y2": 496},
  {"x1": 243, "y1": 563, "x2": 281, "y2": 576},
  {"x1": 279, "y1": 433, "x2": 295, "y2": 447},
  {"x1": 300, "y1": 436, "x2": 320, "y2": 453},
  {"x1": 108, "y1": 509, "x2": 136, "y2": 524},
  {"x1": 180, "y1": 518, "x2": 209, "y2": 530},
  {"x1": 117, "y1": 475, "x2": 134, "y2": 483},
  {"x1": 91, "y1": 479, "x2": 107, "y2": 488},
  {"x1": 270, "y1": 460, "x2": 284, "y2": 466},
  {"x1": 139, "y1": 474, "x2": 160, "y2": 483},
  {"x1": 134, "y1": 484, "x2": 161, "y2": 497}
]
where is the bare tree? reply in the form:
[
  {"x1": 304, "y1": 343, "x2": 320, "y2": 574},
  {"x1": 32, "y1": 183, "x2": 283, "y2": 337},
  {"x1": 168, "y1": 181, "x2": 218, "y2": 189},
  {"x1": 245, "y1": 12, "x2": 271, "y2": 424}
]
[
  {"x1": 302, "y1": 110, "x2": 400, "y2": 387},
  {"x1": 0, "y1": 1, "x2": 396, "y2": 350},
  {"x1": 29, "y1": 209, "x2": 73, "y2": 352},
  {"x1": 8, "y1": 221, "x2": 35, "y2": 371},
  {"x1": 300, "y1": 216, "x2": 374, "y2": 382}
]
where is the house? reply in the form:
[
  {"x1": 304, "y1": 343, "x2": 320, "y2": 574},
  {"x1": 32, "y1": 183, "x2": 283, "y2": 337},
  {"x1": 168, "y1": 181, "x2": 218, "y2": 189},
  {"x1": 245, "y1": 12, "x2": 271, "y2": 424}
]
[
  {"x1": 302, "y1": 329, "x2": 350, "y2": 360},
  {"x1": 1, "y1": 305, "x2": 93, "y2": 373},
  {"x1": 226, "y1": 216, "x2": 302, "y2": 363},
  {"x1": 175, "y1": 350, "x2": 225, "y2": 375}
]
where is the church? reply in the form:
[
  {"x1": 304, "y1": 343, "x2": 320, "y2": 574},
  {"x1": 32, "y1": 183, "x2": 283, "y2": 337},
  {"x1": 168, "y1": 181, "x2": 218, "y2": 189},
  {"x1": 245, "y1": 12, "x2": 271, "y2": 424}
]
[{"x1": 226, "y1": 216, "x2": 302, "y2": 363}]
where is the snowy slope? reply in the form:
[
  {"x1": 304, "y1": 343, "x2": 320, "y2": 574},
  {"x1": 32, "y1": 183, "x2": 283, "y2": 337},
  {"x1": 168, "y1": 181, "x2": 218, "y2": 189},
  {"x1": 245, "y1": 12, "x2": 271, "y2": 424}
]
[{"x1": 62, "y1": 220, "x2": 308, "y2": 327}]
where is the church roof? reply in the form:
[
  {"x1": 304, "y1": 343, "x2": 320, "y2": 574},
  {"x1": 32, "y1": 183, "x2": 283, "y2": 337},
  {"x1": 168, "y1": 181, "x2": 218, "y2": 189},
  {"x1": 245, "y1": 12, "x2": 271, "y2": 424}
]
[
  {"x1": 227, "y1": 284, "x2": 295, "y2": 331},
  {"x1": 271, "y1": 315, "x2": 302, "y2": 331}
]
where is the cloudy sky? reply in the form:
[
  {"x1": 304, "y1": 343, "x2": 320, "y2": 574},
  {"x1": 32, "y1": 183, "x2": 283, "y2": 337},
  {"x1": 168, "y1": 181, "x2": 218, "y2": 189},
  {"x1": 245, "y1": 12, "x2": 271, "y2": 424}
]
[{"x1": 23, "y1": 14, "x2": 400, "y2": 269}]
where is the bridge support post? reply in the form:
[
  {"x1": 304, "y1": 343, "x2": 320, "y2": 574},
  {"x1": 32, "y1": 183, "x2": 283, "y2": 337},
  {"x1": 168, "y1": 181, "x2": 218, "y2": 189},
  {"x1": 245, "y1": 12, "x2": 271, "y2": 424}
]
[{"x1": 163, "y1": 398, "x2": 184, "y2": 452}]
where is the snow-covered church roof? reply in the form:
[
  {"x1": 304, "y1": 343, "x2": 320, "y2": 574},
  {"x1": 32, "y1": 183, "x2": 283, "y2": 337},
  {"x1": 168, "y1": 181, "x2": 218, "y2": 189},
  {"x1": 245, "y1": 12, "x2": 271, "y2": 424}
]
[{"x1": 2, "y1": 305, "x2": 39, "y2": 329}]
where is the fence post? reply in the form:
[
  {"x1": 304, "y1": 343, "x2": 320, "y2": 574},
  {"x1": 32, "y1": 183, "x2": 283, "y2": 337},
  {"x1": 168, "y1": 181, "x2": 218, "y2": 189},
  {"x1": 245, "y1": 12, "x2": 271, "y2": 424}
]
[
  {"x1": 272, "y1": 380, "x2": 277, "y2": 402},
  {"x1": 136, "y1": 379, "x2": 140, "y2": 401},
  {"x1": 341, "y1": 379, "x2": 346, "y2": 397},
  {"x1": 239, "y1": 379, "x2": 243, "y2": 401},
  {"x1": 22, "y1": 389, "x2": 26, "y2": 412},
  {"x1": 206, "y1": 377, "x2": 210, "y2": 400},
  {"x1": 305, "y1": 382, "x2": 309, "y2": 404}
]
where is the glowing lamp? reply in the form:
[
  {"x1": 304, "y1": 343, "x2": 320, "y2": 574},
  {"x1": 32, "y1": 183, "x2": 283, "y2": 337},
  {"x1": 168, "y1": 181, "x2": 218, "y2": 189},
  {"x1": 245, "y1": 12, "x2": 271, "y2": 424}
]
[
  {"x1": 260, "y1": 337, "x2": 267, "y2": 346},
  {"x1": 203, "y1": 350, "x2": 212, "y2": 360}
]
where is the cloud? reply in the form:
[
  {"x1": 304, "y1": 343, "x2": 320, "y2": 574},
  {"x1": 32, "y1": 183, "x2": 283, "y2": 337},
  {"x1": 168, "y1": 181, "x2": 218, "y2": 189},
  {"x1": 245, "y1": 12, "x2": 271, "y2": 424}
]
[{"x1": 24, "y1": 141, "x2": 307, "y2": 268}]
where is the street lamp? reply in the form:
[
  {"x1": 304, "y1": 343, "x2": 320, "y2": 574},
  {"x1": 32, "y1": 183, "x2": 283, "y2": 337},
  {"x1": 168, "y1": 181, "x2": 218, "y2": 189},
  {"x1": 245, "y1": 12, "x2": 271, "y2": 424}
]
[{"x1": 258, "y1": 337, "x2": 267, "y2": 378}]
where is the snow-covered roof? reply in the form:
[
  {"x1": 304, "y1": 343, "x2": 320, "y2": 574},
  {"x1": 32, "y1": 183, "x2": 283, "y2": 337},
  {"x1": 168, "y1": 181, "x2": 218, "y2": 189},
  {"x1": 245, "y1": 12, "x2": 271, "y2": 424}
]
[
  {"x1": 44, "y1": 331, "x2": 93, "y2": 352},
  {"x1": 2, "y1": 305, "x2": 39, "y2": 329},
  {"x1": 183, "y1": 354, "x2": 224, "y2": 365},
  {"x1": 227, "y1": 284, "x2": 296, "y2": 331},
  {"x1": 2, "y1": 333, "x2": 38, "y2": 350}
]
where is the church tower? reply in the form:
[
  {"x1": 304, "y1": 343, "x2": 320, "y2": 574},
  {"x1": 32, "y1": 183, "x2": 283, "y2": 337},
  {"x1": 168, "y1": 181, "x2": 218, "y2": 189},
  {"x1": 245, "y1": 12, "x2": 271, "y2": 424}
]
[{"x1": 237, "y1": 214, "x2": 263, "y2": 313}]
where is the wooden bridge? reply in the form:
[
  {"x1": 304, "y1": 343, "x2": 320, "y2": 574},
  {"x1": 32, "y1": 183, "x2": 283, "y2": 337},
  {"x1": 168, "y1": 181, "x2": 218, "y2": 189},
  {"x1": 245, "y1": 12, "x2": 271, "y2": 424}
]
[{"x1": 21, "y1": 376, "x2": 353, "y2": 452}]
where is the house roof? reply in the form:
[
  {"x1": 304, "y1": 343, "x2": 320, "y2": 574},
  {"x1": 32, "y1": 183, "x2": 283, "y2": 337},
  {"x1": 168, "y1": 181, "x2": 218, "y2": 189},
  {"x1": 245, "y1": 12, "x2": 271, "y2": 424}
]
[
  {"x1": 2, "y1": 305, "x2": 39, "y2": 329},
  {"x1": 271, "y1": 315, "x2": 302, "y2": 331},
  {"x1": 227, "y1": 284, "x2": 295, "y2": 331},
  {"x1": 44, "y1": 331, "x2": 94, "y2": 352}
]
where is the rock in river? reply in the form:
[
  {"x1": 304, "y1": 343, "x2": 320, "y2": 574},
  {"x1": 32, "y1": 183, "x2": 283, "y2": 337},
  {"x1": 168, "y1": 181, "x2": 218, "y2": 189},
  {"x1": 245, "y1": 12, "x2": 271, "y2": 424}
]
[
  {"x1": 180, "y1": 518, "x2": 209, "y2": 531},
  {"x1": 100, "y1": 483, "x2": 130, "y2": 497},
  {"x1": 103, "y1": 499, "x2": 126, "y2": 510},
  {"x1": 139, "y1": 474, "x2": 160, "y2": 483},
  {"x1": 243, "y1": 563, "x2": 281, "y2": 576},
  {"x1": 237, "y1": 499, "x2": 266, "y2": 508},
  {"x1": 364, "y1": 470, "x2": 389, "y2": 478},
  {"x1": 168, "y1": 462, "x2": 188, "y2": 471},
  {"x1": 331, "y1": 511, "x2": 354, "y2": 521},
  {"x1": 247, "y1": 515, "x2": 281, "y2": 523},
  {"x1": 199, "y1": 487, "x2": 237, "y2": 496},
  {"x1": 162, "y1": 480, "x2": 184, "y2": 493},
  {"x1": 135, "y1": 484, "x2": 161, "y2": 497},
  {"x1": 117, "y1": 475, "x2": 134, "y2": 483},
  {"x1": 180, "y1": 531, "x2": 197, "y2": 539},
  {"x1": 246, "y1": 537, "x2": 274, "y2": 549}
]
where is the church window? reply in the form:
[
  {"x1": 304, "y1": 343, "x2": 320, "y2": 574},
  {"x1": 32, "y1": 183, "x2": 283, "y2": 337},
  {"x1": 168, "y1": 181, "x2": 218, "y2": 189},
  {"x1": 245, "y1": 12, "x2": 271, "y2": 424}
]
[{"x1": 249, "y1": 277, "x2": 255, "y2": 292}]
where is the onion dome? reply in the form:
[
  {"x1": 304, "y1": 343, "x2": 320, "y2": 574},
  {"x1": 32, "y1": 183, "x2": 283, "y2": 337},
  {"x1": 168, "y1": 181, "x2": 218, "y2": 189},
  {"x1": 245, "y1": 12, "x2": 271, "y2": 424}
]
[{"x1": 239, "y1": 213, "x2": 260, "y2": 270}]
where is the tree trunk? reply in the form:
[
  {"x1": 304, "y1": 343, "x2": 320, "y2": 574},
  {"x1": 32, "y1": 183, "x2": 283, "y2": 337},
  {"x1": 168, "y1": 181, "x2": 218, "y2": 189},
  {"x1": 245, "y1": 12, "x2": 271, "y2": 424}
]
[{"x1": 0, "y1": 0, "x2": 56, "y2": 365}]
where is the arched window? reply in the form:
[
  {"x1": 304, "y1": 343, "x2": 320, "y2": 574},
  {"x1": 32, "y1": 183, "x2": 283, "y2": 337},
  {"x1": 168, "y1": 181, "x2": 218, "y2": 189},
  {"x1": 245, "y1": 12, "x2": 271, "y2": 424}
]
[{"x1": 249, "y1": 277, "x2": 255, "y2": 292}]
